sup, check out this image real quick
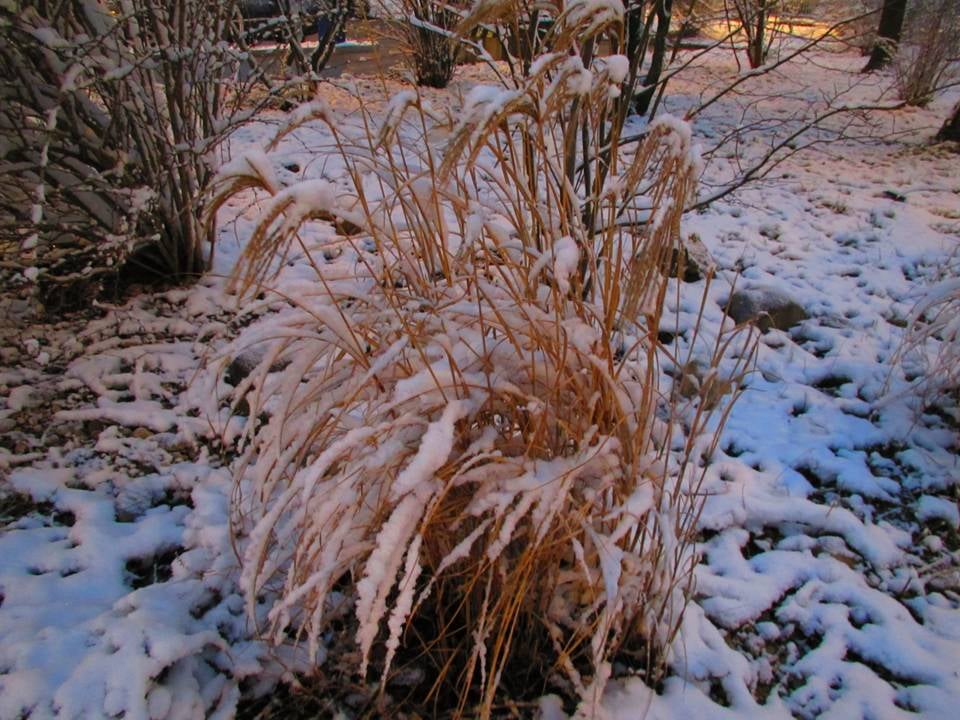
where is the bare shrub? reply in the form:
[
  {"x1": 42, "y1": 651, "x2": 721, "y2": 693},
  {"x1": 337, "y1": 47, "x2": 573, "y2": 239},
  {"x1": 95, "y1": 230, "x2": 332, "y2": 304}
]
[
  {"x1": 375, "y1": 0, "x2": 462, "y2": 88},
  {"x1": 215, "y1": 2, "x2": 753, "y2": 715},
  {"x1": 250, "y1": 1, "x2": 357, "y2": 76},
  {"x1": 410, "y1": 0, "x2": 463, "y2": 87},
  {"x1": 893, "y1": 0, "x2": 960, "y2": 107},
  {"x1": 0, "y1": 0, "x2": 302, "y2": 305}
]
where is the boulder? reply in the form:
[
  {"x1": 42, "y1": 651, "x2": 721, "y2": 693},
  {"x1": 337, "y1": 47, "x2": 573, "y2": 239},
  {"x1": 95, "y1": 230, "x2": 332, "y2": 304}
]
[
  {"x1": 675, "y1": 359, "x2": 735, "y2": 410},
  {"x1": 225, "y1": 348, "x2": 266, "y2": 387},
  {"x1": 726, "y1": 284, "x2": 808, "y2": 332},
  {"x1": 668, "y1": 233, "x2": 715, "y2": 283},
  {"x1": 225, "y1": 348, "x2": 289, "y2": 388}
]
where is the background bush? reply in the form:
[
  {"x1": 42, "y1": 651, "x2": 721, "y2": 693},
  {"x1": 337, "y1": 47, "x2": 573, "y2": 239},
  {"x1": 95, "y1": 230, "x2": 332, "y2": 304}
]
[
  {"x1": 0, "y1": 0, "x2": 277, "y2": 306},
  {"x1": 893, "y1": 0, "x2": 960, "y2": 106}
]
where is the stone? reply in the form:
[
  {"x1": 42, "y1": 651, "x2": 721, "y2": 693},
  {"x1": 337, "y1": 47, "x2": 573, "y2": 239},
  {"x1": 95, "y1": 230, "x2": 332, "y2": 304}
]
[
  {"x1": 676, "y1": 360, "x2": 735, "y2": 410},
  {"x1": 225, "y1": 349, "x2": 265, "y2": 387},
  {"x1": 225, "y1": 348, "x2": 288, "y2": 387},
  {"x1": 726, "y1": 284, "x2": 808, "y2": 332},
  {"x1": 334, "y1": 217, "x2": 363, "y2": 237},
  {"x1": 668, "y1": 233, "x2": 715, "y2": 283}
]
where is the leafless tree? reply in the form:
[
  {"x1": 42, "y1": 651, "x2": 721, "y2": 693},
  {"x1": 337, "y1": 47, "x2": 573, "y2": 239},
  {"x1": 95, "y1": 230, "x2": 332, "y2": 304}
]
[
  {"x1": 633, "y1": 0, "x2": 675, "y2": 116},
  {"x1": 862, "y1": 0, "x2": 905, "y2": 71},
  {"x1": 724, "y1": 0, "x2": 783, "y2": 69}
]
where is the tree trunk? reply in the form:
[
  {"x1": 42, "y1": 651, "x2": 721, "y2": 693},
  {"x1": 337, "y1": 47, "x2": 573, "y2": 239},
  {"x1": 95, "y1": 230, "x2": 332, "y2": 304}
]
[
  {"x1": 310, "y1": 1, "x2": 352, "y2": 74},
  {"x1": 748, "y1": 0, "x2": 768, "y2": 69},
  {"x1": 863, "y1": 0, "x2": 907, "y2": 72},
  {"x1": 634, "y1": 0, "x2": 672, "y2": 116},
  {"x1": 937, "y1": 102, "x2": 960, "y2": 141}
]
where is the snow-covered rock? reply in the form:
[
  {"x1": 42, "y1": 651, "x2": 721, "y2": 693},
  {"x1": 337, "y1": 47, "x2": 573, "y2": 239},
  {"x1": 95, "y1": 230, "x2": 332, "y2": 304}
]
[{"x1": 726, "y1": 283, "x2": 808, "y2": 332}]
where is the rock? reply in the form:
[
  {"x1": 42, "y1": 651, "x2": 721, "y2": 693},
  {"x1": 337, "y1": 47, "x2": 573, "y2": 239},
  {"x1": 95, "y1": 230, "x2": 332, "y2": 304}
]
[
  {"x1": 676, "y1": 360, "x2": 735, "y2": 410},
  {"x1": 314, "y1": 209, "x2": 363, "y2": 237},
  {"x1": 668, "y1": 233, "x2": 715, "y2": 283},
  {"x1": 334, "y1": 217, "x2": 363, "y2": 237},
  {"x1": 726, "y1": 284, "x2": 808, "y2": 332},
  {"x1": 225, "y1": 349, "x2": 265, "y2": 387},
  {"x1": 225, "y1": 348, "x2": 288, "y2": 387},
  {"x1": 759, "y1": 223, "x2": 782, "y2": 240}
]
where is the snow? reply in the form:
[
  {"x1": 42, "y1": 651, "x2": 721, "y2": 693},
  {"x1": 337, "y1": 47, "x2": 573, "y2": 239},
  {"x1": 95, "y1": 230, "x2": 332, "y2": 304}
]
[
  {"x1": 563, "y1": 0, "x2": 625, "y2": 36},
  {"x1": 587, "y1": 526, "x2": 624, "y2": 608},
  {"x1": 389, "y1": 400, "x2": 467, "y2": 501},
  {"x1": 354, "y1": 491, "x2": 427, "y2": 677},
  {"x1": 1, "y1": 35, "x2": 959, "y2": 720},
  {"x1": 553, "y1": 236, "x2": 581, "y2": 295},
  {"x1": 215, "y1": 149, "x2": 280, "y2": 194},
  {"x1": 458, "y1": 84, "x2": 522, "y2": 135},
  {"x1": 916, "y1": 495, "x2": 959, "y2": 528},
  {"x1": 651, "y1": 112, "x2": 704, "y2": 174},
  {"x1": 605, "y1": 54, "x2": 629, "y2": 85},
  {"x1": 0, "y1": 288, "x2": 286, "y2": 719}
]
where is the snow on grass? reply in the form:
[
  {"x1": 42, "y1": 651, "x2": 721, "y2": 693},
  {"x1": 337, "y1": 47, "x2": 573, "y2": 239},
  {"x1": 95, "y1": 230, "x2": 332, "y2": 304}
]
[{"x1": 0, "y1": 43, "x2": 958, "y2": 719}]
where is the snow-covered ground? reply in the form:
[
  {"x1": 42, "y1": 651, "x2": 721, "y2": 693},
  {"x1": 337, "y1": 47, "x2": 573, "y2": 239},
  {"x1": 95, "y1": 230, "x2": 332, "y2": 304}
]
[{"x1": 1, "y1": 45, "x2": 958, "y2": 719}]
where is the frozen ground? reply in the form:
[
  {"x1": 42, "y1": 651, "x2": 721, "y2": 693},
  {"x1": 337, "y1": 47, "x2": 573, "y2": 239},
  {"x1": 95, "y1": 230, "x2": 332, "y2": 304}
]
[{"x1": 1, "y1": 46, "x2": 958, "y2": 719}]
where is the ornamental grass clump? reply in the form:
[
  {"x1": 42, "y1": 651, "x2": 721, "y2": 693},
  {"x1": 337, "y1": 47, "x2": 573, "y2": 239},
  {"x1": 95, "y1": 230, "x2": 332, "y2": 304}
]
[{"x1": 215, "y1": 2, "x2": 749, "y2": 714}]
